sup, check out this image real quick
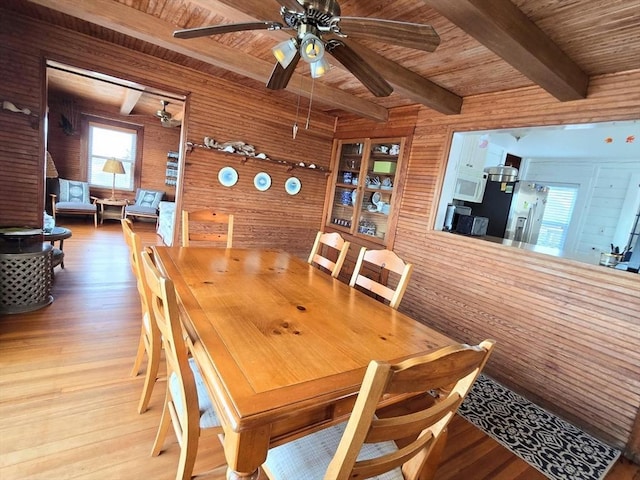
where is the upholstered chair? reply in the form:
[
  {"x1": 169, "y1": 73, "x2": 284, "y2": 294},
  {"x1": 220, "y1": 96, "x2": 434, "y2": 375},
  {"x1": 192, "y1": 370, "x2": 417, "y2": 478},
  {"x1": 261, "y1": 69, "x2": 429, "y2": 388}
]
[
  {"x1": 124, "y1": 188, "x2": 164, "y2": 224},
  {"x1": 50, "y1": 178, "x2": 98, "y2": 227}
]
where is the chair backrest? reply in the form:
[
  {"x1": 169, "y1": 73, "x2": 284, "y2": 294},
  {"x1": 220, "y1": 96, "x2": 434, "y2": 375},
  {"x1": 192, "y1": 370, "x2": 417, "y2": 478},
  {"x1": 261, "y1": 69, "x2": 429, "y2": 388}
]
[
  {"x1": 120, "y1": 219, "x2": 158, "y2": 341},
  {"x1": 140, "y1": 249, "x2": 201, "y2": 438},
  {"x1": 121, "y1": 218, "x2": 137, "y2": 276},
  {"x1": 325, "y1": 340, "x2": 495, "y2": 480},
  {"x1": 182, "y1": 209, "x2": 234, "y2": 248},
  {"x1": 349, "y1": 247, "x2": 414, "y2": 309},
  {"x1": 133, "y1": 188, "x2": 164, "y2": 209},
  {"x1": 307, "y1": 231, "x2": 351, "y2": 278},
  {"x1": 58, "y1": 178, "x2": 91, "y2": 203}
]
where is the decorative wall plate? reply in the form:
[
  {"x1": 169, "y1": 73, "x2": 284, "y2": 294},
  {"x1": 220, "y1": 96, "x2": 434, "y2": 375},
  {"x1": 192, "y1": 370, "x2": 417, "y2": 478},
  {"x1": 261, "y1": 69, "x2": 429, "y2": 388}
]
[
  {"x1": 253, "y1": 172, "x2": 271, "y2": 191},
  {"x1": 218, "y1": 166, "x2": 238, "y2": 187},
  {"x1": 285, "y1": 177, "x2": 301, "y2": 195},
  {"x1": 371, "y1": 192, "x2": 381, "y2": 205}
]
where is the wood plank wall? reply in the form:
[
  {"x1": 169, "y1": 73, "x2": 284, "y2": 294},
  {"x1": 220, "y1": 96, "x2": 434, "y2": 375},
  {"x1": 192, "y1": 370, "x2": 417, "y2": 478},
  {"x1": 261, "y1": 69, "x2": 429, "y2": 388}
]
[
  {"x1": 335, "y1": 72, "x2": 640, "y2": 452},
  {"x1": 0, "y1": 29, "x2": 44, "y2": 227},
  {"x1": 0, "y1": 10, "x2": 335, "y2": 258}
]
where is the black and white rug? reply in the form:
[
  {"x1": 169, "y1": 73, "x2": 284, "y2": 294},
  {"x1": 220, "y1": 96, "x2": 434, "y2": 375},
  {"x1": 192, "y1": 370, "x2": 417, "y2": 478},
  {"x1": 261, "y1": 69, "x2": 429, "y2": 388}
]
[{"x1": 458, "y1": 374, "x2": 621, "y2": 480}]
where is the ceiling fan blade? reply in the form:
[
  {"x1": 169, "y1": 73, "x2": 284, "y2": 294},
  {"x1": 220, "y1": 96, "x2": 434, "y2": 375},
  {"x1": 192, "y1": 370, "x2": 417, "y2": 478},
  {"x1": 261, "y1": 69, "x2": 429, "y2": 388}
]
[
  {"x1": 334, "y1": 17, "x2": 440, "y2": 52},
  {"x1": 266, "y1": 53, "x2": 301, "y2": 90},
  {"x1": 173, "y1": 21, "x2": 284, "y2": 39},
  {"x1": 326, "y1": 42, "x2": 393, "y2": 97},
  {"x1": 274, "y1": 0, "x2": 305, "y2": 14}
]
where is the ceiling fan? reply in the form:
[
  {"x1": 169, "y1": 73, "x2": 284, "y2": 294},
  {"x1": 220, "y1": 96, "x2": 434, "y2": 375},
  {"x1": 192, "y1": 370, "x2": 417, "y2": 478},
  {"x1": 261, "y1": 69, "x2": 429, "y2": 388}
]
[
  {"x1": 173, "y1": 0, "x2": 440, "y2": 97},
  {"x1": 156, "y1": 100, "x2": 181, "y2": 128}
]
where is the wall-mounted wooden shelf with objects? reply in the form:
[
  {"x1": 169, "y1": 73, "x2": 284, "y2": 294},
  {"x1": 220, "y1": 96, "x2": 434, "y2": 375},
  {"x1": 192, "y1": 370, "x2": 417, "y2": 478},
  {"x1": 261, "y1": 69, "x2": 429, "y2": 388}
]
[{"x1": 185, "y1": 142, "x2": 331, "y2": 176}]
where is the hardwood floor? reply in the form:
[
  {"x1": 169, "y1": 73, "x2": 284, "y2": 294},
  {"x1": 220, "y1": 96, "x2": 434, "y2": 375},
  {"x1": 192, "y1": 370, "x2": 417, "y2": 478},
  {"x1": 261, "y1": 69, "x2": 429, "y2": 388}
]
[{"x1": 1, "y1": 220, "x2": 638, "y2": 480}]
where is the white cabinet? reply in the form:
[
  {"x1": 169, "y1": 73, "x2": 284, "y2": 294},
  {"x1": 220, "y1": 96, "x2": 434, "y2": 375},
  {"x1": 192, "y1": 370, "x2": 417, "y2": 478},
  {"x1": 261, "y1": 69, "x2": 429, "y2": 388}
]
[
  {"x1": 453, "y1": 134, "x2": 489, "y2": 202},
  {"x1": 457, "y1": 134, "x2": 488, "y2": 177}
]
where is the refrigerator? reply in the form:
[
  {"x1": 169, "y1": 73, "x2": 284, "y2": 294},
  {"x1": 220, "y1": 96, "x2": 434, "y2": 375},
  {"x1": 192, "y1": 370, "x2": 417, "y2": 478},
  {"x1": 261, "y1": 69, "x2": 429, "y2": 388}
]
[{"x1": 467, "y1": 181, "x2": 549, "y2": 243}]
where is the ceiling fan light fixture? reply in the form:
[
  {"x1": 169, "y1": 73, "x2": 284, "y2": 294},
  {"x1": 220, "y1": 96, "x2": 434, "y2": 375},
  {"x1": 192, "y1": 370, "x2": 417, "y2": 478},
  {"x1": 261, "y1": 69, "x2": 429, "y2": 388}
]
[
  {"x1": 310, "y1": 57, "x2": 330, "y2": 78},
  {"x1": 272, "y1": 38, "x2": 298, "y2": 68},
  {"x1": 300, "y1": 33, "x2": 324, "y2": 63}
]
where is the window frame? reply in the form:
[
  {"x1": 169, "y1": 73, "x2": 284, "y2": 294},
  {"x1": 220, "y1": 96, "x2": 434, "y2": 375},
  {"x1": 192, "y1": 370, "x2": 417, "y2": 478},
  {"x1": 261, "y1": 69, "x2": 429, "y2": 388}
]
[
  {"x1": 537, "y1": 183, "x2": 579, "y2": 251},
  {"x1": 80, "y1": 115, "x2": 144, "y2": 192}
]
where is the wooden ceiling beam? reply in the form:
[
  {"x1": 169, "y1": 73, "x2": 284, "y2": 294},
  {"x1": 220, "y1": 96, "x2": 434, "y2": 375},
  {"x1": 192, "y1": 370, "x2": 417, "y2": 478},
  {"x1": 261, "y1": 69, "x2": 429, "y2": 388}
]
[
  {"x1": 423, "y1": 0, "x2": 589, "y2": 101},
  {"x1": 28, "y1": 0, "x2": 388, "y2": 121},
  {"x1": 119, "y1": 88, "x2": 143, "y2": 115},
  {"x1": 335, "y1": 36, "x2": 462, "y2": 115}
]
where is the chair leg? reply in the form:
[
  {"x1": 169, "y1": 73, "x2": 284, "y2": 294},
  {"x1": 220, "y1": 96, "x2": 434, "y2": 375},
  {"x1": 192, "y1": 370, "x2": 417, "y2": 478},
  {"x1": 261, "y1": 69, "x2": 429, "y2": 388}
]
[
  {"x1": 130, "y1": 326, "x2": 146, "y2": 377},
  {"x1": 176, "y1": 420, "x2": 200, "y2": 480},
  {"x1": 151, "y1": 387, "x2": 172, "y2": 457},
  {"x1": 137, "y1": 335, "x2": 162, "y2": 414}
]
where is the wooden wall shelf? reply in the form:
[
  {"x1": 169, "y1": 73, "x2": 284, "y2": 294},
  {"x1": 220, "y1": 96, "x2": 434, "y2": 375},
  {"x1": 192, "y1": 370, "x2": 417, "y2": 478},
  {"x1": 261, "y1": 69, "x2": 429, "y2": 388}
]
[{"x1": 185, "y1": 142, "x2": 331, "y2": 175}]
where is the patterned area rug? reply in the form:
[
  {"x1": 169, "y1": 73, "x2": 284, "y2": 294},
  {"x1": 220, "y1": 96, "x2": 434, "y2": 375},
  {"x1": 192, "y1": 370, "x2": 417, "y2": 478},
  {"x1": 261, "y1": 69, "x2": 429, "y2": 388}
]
[{"x1": 458, "y1": 374, "x2": 621, "y2": 480}]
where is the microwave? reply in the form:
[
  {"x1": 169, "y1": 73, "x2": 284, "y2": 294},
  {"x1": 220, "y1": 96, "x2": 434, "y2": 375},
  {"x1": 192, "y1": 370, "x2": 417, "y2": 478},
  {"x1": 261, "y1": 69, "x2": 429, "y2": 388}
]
[{"x1": 452, "y1": 172, "x2": 487, "y2": 203}]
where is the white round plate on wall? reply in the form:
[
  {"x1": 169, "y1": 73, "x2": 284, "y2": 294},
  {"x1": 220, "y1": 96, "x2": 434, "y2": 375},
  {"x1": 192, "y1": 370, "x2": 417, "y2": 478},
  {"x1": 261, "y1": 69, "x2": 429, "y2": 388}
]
[
  {"x1": 254, "y1": 172, "x2": 271, "y2": 191},
  {"x1": 285, "y1": 177, "x2": 301, "y2": 195},
  {"x1": 218, "y1": 166, "x2": 238, "y2": 187}
]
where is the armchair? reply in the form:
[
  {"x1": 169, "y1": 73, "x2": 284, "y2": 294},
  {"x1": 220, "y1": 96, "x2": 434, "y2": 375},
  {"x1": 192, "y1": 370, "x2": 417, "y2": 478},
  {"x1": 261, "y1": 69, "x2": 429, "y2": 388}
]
[
  {"x1": 50, "y1": 178, "x2": 98, "y2": 227},
  {"x1": 124, "y1": 188, "x2": 164, "y2": 224}
]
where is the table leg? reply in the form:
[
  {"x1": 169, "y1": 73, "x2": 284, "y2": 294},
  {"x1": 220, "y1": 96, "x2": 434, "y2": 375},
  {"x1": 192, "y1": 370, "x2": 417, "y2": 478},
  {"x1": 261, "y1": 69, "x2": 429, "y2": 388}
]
[
  {"x1": 59, "y1": 239, "x2": 65, "y2": 269},
  {"x1": 223, "y1": 427, "x2": 270, "y2": 480}
]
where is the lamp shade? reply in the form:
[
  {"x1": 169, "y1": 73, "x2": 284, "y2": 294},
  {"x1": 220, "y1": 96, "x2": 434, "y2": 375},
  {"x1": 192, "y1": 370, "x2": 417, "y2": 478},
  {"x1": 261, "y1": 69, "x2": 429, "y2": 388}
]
[
  {"x1": 102, "y1": 158, "x2": 125, "y2": 174},
  {"x1": 46, "y1": 151, "x2": 59, "y2": 178},
  {"x1": 300, "y1": 33, "x2": 324, "y2": 63},
  {"x1": 272, "y1": 38, "x2": 298, "y2": 68},
  {"x1": 310, "y1": 57, "x2": 330, "y2": 78}
]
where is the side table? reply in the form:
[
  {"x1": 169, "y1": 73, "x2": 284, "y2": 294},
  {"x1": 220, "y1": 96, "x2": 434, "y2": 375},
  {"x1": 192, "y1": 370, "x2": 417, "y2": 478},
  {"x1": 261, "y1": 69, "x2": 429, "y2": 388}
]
[
  {"x1": 96, "y1": 198, "x2": 128, "y2": 225},
  {"x1": 0, "y1": 243, "x2": 53, "y2": 314},
  {"x1": 44, "y1": 226, "x2": 72, "y2": 269}
]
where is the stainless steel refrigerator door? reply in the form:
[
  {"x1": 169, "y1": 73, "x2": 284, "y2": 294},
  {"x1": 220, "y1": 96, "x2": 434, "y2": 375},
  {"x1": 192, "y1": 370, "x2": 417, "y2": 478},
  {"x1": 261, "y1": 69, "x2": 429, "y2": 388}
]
[{"x1": 504, "y1": 182, "x2": 549, "y2": 243}]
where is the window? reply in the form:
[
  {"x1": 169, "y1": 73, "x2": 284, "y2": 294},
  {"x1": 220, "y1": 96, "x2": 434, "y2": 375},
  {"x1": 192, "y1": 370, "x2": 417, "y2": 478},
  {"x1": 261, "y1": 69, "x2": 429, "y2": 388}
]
[
  {"x1": 87, "y1": 121, "x2": 138, "y2": 191},
  {"x1": 537, "y1": 185, "x2": 578, "y2": 250}
]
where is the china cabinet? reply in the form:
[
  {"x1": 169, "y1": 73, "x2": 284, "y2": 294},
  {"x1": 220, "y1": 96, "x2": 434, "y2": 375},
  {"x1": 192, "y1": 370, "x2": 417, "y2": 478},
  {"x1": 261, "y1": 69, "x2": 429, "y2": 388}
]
[{"x1": 324, "y1": 137, "x2": 407, "y2": 247}]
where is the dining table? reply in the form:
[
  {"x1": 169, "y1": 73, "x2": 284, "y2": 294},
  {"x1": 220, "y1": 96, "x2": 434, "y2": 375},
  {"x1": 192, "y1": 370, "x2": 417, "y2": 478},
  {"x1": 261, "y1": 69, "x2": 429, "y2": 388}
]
[{"x1": 153, "y1": 246, "x2": 458, "y2": 480}]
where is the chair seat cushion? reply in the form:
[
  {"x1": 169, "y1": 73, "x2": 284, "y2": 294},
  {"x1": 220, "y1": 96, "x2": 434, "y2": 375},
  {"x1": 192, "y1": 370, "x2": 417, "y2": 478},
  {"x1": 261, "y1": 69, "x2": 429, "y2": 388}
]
[
  {"x1": 169, "y1": 358, "x2": 221, "y2": 429},
  {"x1": 55, "y1": 202, "x2": 96, "y2": 213},
  {"x1": 125, "y1": 205, "x2": 158, "y2": 216},
  {"x1": 264, "y1": 421, "x2": 403, "y2": 480}
]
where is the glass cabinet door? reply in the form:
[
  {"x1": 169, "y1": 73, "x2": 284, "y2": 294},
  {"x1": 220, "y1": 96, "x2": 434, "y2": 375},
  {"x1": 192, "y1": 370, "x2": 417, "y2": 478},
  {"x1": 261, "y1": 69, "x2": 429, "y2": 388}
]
[
  {"x1": 328, "y1": 141, "x2": 364, "y2": 233},
  {"x1": 326, "y1": 138, "x2": 404, "y2": 246},
  {"x1": 356, "y1": 139, "x2": 402, "y2": 243}
]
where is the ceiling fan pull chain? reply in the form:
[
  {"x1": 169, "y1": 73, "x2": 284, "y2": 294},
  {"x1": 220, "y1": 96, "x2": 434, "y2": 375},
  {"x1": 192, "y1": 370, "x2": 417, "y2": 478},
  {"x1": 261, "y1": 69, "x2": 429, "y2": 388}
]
[
  {"x1": 305, "y1": 75, "x2": 315, "y2": 130},
  {"x1": 292, "y1": 69, "x2": 304, "y2": 139}
]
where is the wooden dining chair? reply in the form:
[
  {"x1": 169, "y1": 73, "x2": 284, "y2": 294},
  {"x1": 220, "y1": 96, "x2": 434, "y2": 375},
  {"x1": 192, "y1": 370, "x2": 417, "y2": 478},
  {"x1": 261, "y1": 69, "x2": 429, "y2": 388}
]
[
  {"x1": 121, "y1": 218, "x2": 162, "y2": 414},
  {"x1": 263, "y1": 340, "x2": 495, "y2": 480},
  {"x1": 181, "y1": 209, "x2": 234, "y2": 247},
  {"x1": 307, "y1": 231, "x2": 351, "y2": 278},
  {"x1": 140, "y1": 249, "x2": 223, "y2": 480},
  {"x1": 349, "y1": 247, "x2": 414, "y2": 309}
]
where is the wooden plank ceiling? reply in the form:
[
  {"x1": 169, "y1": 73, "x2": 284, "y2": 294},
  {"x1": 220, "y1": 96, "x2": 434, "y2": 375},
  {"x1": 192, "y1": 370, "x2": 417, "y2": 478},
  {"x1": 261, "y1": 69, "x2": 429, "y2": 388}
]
[{"x1": 6, "y1": 0, "x2": 640, "y2": 121}]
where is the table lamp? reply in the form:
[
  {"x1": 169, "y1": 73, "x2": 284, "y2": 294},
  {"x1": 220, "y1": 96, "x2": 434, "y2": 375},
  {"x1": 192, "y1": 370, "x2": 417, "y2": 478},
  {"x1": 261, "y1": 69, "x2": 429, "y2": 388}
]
[{"x1": 102, "y1": 158, "x2": 125, "y2": 200}]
